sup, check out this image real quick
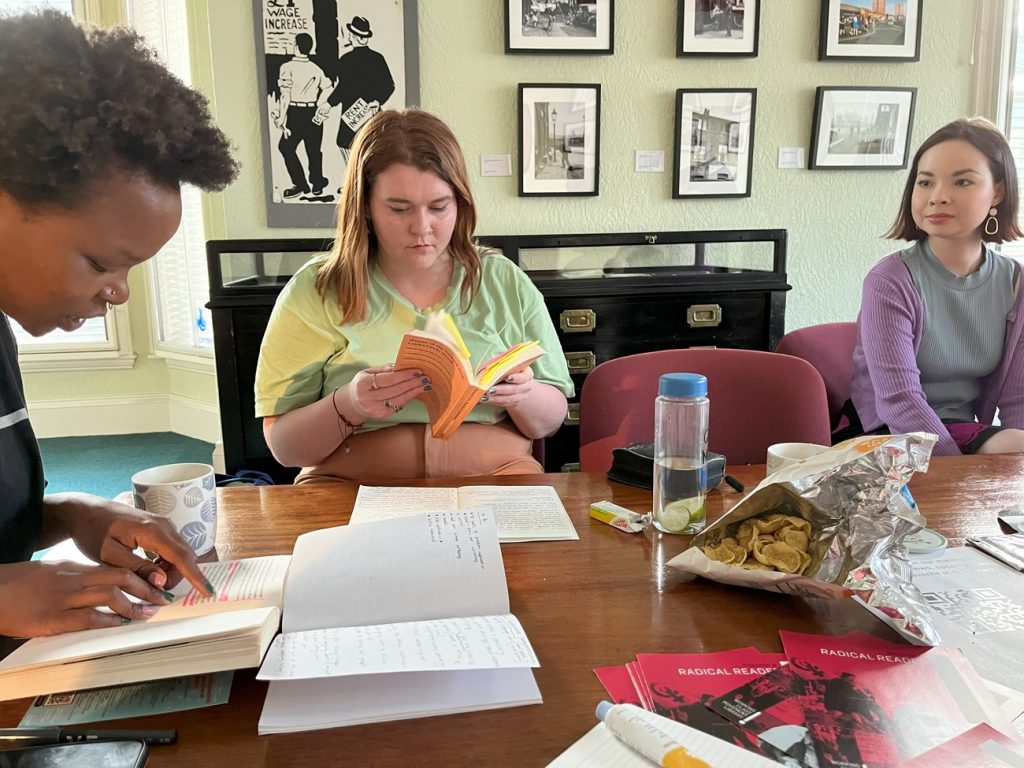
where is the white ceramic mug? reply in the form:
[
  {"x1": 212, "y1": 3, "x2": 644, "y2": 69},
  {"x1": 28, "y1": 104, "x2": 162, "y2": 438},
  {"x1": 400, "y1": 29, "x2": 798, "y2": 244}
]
[
  {"x1": 765, "y1": 442, "x2": 829, "y2": 476},
  {"x1": 131, "y1": 463, "x2": 217, "y2": 555}
]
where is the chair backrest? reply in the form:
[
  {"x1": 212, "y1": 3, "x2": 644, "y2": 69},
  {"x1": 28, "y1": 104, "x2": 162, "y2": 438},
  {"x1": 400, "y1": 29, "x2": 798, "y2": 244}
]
[
  {"x1": 578, "y1": 348, "x2": 831, "y2": 472},
  {"x1": 774, "y1": 322, "x2": 858, "y2": 429}
]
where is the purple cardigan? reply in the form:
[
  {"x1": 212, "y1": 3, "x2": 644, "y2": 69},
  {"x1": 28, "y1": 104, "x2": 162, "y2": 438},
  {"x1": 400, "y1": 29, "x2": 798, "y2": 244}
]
[{"x1": 851, "y1": 249, "x2": 1024, "y2": 456}]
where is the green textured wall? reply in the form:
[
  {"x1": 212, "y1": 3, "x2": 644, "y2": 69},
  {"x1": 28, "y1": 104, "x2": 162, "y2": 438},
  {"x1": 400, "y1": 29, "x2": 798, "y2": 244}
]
[
  {"x1": 24, "y1": 0, "x2": 982, "y2": 408},
  {"x1": 203, "y1": 0, "x2": 978, "y2": 330}
]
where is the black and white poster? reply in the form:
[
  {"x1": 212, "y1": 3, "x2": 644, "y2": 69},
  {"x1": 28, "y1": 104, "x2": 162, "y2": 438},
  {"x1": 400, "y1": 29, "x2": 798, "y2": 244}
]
[{"x1": 254, "y1": 0, "x2": 420, "y2": 227}]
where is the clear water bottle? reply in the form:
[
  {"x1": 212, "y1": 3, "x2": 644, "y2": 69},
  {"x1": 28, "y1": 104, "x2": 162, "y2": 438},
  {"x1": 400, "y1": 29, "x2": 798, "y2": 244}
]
[{"x1": 653, "y1": 373, "x2": 709, "y2": 534}]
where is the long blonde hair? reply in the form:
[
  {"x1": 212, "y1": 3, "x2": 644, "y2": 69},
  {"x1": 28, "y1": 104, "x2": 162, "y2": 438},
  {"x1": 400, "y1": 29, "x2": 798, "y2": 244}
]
[{"x1": 316, "y1": 108, "x2": 481, "y2": 323}]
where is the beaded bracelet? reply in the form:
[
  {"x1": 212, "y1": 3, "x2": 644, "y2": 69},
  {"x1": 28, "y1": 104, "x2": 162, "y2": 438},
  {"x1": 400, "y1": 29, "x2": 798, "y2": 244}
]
[{"x1": 332, "y1": 388, "x2": 358, "y2": 434}]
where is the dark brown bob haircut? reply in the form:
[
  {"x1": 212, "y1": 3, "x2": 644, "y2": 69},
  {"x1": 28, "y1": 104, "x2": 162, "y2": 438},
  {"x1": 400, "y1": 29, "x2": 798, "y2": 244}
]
[{"x1": 887, "y1": 117, "x2": 1022, "y2": 244}]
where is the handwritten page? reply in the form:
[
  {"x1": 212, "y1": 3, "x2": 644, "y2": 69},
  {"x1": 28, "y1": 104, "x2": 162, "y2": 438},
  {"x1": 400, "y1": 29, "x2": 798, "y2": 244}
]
[
  {"x1": 350, "y1": 485, "x2": 579, "y2": 542},
  {"x1": 257, "y1": 614, "x2": 538, "y2": 680},
  {"x1": 259, "y1": 668, "x2": 541, "y2": 734},
  {"x1": 547, "y1": 713, "x2": 786, "y2": 767},
  {"x1": 281, "y1": 509, "x2": 508, "y2": 634}
]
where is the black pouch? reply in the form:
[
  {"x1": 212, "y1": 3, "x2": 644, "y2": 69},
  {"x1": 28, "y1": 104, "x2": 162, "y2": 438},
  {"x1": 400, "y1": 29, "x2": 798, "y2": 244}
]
[{"x1": 607, "y1": 442, "x2": 726, "y2": 491}]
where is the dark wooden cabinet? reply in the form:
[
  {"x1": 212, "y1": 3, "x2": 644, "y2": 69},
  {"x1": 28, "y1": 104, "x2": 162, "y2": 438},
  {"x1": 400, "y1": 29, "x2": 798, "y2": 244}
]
[{"x1": 207, "y1": 230, "x2": 788, "y2": 480}]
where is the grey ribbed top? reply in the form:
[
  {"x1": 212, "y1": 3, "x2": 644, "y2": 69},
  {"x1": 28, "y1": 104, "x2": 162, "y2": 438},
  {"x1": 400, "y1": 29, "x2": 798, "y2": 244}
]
[{"x1": 900, "y1": 241, "x2": 1016, "y2": 421}]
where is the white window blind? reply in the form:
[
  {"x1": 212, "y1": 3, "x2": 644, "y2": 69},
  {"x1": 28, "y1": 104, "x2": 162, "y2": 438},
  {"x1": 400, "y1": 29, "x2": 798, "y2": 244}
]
[{"x1": 128, "y1": 0, "x2": 213, "y2": 355}]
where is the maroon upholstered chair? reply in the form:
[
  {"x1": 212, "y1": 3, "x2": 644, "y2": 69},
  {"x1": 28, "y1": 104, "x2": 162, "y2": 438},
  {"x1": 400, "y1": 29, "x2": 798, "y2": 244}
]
[
  {"x1": 578, "y1": 348, "x2": 831, "y2": 473},
  {"x1": 774, "y1": 322, "x2": 858, "y2": 432}
]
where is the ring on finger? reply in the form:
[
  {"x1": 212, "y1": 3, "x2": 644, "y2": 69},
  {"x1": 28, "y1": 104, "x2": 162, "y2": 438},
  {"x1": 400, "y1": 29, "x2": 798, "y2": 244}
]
[
  {"x1": 384, "y1": 398, "x2": 392, "y2": 409},
  {"x1": 371, "y1": 373, "x2": 379, "y2": 391},
  {"x1": 392, "y1": 403, "x2": 402, "y2": 413}
]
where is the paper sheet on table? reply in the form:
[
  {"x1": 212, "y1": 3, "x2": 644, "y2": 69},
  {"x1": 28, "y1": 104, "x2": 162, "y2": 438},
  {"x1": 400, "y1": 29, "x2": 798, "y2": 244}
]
[
  {"x1": 547, "y1": 712, "x2": 786, "y2": 767},
  {"x1": 257, "y1": 614, "x2": 539, "y2": 680},
  {"x1": 349, "y1": 485, "x2": 578, "y2": 542}
]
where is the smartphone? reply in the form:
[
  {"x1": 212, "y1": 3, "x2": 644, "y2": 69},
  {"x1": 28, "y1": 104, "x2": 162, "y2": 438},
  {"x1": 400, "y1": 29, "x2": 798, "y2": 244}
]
[{"x1": 0, "y1": 739, "x2": 148, "y2": 768}]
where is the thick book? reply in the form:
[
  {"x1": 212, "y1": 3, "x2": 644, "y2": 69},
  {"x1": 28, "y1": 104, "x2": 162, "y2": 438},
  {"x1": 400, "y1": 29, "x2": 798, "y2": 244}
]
[
  {"x1": 395, "y1": 310, "x2": 545, "y2": 440},
  {"x1": 257, "y1": 509, "x2": 542, "y2": 734},
  {"x1": 0, "y1": 556, "x2": 290, "y2": 701},
  {"x1": 349, "y1": 484, "x2": 578, "y2": 542}
]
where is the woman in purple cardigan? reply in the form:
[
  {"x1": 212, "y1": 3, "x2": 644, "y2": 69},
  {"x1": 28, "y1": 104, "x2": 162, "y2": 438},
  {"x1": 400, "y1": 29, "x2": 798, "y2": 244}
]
[{"x1": 850, "y1": 118, "x2": 1024, "y2": 456}]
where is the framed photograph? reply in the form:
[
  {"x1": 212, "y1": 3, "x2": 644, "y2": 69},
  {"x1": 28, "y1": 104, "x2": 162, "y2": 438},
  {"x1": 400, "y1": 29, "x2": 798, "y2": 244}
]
[
  {"x1": 505, "y1": 0, "x2": 614, "y2": 54},
  {"x1": 672, "y1": 88, "x2": 756, "y2": 199},
  {"x1": 818, "y1": 0, "x2": 922, "y2": 61},
  {"x1": 677, "y1": 0, "x2": 760, "y2": 57},
  {"x1": 253, "y1": 0, "x2": 421, "y2": 228},
  {"x1": 518, "y1": 83, "x2": 601, "y2": 197},
  {"x1": 809, "y1": 86, "x2": 917, "y2": 170}
]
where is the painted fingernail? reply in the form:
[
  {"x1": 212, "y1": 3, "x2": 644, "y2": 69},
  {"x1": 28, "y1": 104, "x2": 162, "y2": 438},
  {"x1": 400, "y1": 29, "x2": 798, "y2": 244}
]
[
  {"x1": 121, "y1": 616, "x2": 132, "y2": 624},
  {"x1": 488, "y1": 388, "x2": 497, "y2": 394},
  {"x1": 414, "y1": 370, "x2": 422, "y2": 377},
  {"x1": 162, "y1": 590, "x2": 176, "y2": 601},
  {"x1": 481, "y1": 396, "x2": 489, "y2": 403},
  {"x1": 421, "y1": 377, "x2": 430, "y2": 384},
  {"x1": 424, "y1": 385, "x2": 433, "y2": 392},
  {"x1": 204, "y1": 579, "x2": 216, "y2": 594}
]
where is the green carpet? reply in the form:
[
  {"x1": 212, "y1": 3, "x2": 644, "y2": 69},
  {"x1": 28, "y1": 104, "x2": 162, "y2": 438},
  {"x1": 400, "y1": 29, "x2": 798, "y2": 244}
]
[{"x1": 37, "y1": 432, "x2": 215, "y2": 500}]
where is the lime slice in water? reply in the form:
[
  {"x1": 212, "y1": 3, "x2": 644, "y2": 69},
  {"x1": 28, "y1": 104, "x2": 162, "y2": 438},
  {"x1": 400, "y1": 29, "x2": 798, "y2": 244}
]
[{"x1": 658, "y1": 497, "x2": 706, "y2": 532}]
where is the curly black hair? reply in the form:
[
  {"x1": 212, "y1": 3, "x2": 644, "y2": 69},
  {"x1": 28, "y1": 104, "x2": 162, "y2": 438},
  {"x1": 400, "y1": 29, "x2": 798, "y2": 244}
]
[{"x1": 0, "y1": 11, "x2": 238, "y2": 209}]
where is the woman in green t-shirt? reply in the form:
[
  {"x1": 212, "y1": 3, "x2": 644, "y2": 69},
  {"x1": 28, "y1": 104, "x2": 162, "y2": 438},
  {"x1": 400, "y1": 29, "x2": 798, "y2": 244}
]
[{"x1": 256, "y1": 109, "x2": 573, "y2": 482}]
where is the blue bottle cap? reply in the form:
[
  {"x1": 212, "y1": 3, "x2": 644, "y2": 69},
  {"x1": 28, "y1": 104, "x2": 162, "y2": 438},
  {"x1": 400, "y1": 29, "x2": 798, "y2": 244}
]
[{"x1": 658, "y1": 373, "x2": 707, "y2": 397}]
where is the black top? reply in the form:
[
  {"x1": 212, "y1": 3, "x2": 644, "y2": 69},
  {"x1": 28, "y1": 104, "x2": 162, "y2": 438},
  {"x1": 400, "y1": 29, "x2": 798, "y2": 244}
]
[{"x1": 0, "y1": 313, "x2": 44, "y2": 563}]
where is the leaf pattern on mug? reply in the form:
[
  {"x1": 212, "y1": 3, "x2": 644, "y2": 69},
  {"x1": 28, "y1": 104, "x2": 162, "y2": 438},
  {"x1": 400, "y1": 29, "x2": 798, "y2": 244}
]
[
  {"x1": 133, "y1": 493, "x2": 147, "y2": 511},
  {"x1": 200, "y1": 498, "x2": 217, "y2": 523},
  {"x1": 145, "y1": 488, "x2": 177, "y2": 516},
  {"x1": 179, "y1": 521, "x2": 207, "y2": 552},
  {"x1": 202, "y1": 474, "x2": 216, "y2": 491},
  {"x1": 183, "y1": 487, "x2": 205, "y2": 508}
]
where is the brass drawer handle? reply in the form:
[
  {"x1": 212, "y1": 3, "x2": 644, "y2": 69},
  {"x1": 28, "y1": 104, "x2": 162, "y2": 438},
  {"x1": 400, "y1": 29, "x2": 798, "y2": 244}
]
[
  {"x1": 565, "y1": 351, "x2": 596, "y2": 374},
  {"x1": 564, "y1": 403, "x2": 580, "y2": 425},
  {"x1": 686, "y1": 303, "x2": 722, "y2": 328},
  {"x1": 559, "y1": 309, "x2": 596, "y2": 333}
]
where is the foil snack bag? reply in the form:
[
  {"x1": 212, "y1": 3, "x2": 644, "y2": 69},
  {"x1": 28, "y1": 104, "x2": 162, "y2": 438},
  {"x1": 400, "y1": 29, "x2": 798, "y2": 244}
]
[{"x1": 668, "y1": 433, "x2": 940, "y2": 644}]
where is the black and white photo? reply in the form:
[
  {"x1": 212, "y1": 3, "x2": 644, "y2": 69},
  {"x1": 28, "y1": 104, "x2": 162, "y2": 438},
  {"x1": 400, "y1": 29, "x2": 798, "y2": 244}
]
[
  {"x1": 677, "y1": 0, "x2": 759, "y2": 57},
  {"x1": 253, "y1": 0, "x2": 420, "y2": 227},
  {"x1": 673, "y1": 88, "x2": 756, "y2": 198},
  {"x1": 518, "y1": 83, "x2": 600, "y2": 196},
  {"x1": 505, "y1": 0, "x2": 614, "y2": 54},
  {"x1": 819, "y1": 0, "x2": 922, "y2": 61},
  {"x1": 809, "y1": 86, "x2": 916, "y2": 169}
]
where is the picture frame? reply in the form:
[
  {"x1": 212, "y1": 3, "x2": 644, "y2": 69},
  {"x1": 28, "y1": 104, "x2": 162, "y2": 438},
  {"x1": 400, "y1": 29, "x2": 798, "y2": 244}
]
[
  {"x1": 518, "y1": 83, "x2": 601, "y2": 197},
  {"x1": 252, "y1": 0, "x2": 421, "y2": 228},
  {"x1": 672, "y1": 88, "x2": 756, "y2": 199},
  {"x1": 677, "y1": 0, "x2": 760, "y2": 57},
  {"x1": 818, "y1": 0, "x2": 922, "y2": 61},
  {"x1": 809, "y1": 86, "x2": 917, "y2": 170},
  {"x1": 505, "y1": 0, "x2": 614, "y2": 55}
]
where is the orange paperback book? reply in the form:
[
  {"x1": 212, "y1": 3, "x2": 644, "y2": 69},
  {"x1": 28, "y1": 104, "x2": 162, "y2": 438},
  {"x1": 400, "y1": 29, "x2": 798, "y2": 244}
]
[{"x1": 395, "y1": 311, "x2": 544, "y2": 440}]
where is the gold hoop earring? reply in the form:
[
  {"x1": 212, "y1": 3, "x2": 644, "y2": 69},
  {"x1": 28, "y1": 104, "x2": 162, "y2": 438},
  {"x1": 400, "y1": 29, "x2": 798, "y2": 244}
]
[{"x1": 984, "y1": 206, "x2": 999, "y2": 236}]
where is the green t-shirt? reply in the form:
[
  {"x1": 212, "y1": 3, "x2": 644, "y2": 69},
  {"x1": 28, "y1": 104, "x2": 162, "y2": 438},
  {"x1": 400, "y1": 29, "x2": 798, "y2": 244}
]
[{"x1": 254, "y1": 249, "x2": 574, "y2": 432}]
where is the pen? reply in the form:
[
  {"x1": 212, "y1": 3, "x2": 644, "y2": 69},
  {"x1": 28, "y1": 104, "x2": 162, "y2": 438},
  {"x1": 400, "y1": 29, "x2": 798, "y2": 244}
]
[
  {"x1": 596, "y1": 701, "x2": 710, "y2": 768},
  {"x1": 0, "y1": 727, "x2": 177, "y2": 746},
  {"x1": 724, "y1": 474, "x2": 745, "y2": 493}
]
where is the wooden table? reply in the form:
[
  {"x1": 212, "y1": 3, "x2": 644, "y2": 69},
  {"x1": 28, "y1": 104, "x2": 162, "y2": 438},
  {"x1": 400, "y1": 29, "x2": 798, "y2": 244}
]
[{"x1": 2, "y1": 455, "x2": 1022, "y2": 766}]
